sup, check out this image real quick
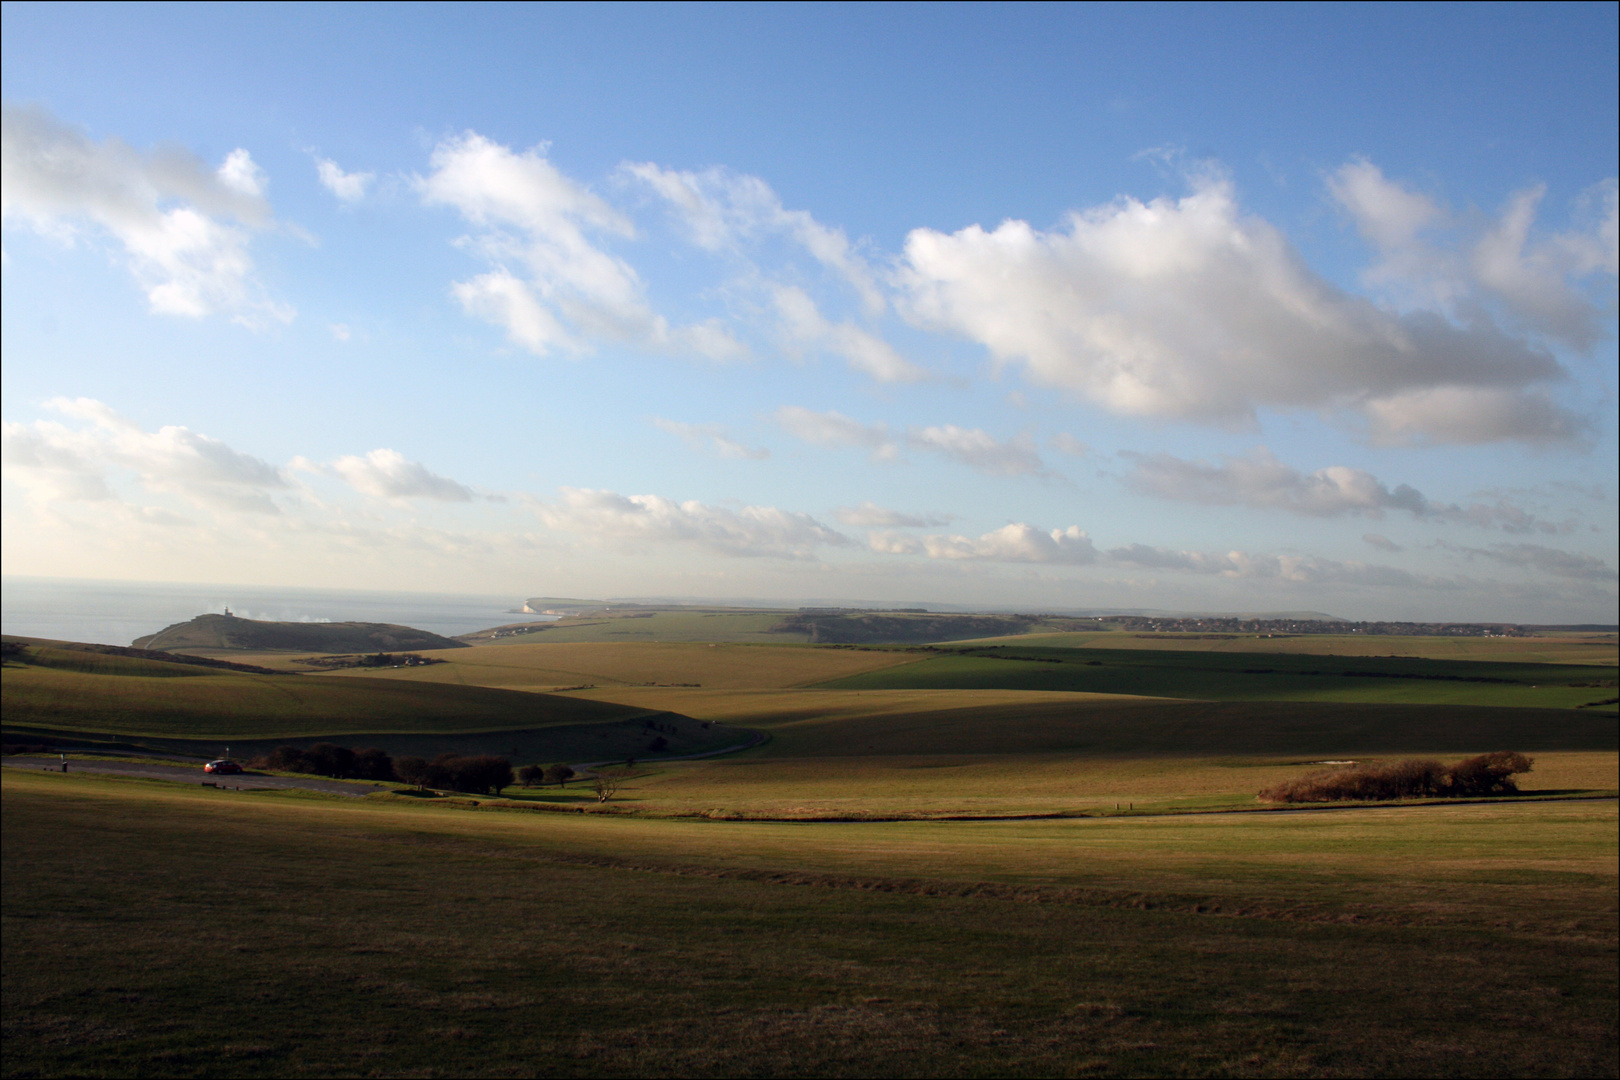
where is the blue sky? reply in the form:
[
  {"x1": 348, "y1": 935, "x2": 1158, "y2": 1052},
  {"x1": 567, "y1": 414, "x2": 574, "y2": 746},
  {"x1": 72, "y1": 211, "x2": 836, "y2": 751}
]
[{"x1": 3, "y1": 2, "x2": 1616, "y2": 620}]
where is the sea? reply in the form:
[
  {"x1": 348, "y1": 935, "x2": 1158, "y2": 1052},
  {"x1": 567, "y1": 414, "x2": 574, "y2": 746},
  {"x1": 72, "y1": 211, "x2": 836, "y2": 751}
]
[{"x1": 0, "y1": 577, "x2": 556, "y2": 647}]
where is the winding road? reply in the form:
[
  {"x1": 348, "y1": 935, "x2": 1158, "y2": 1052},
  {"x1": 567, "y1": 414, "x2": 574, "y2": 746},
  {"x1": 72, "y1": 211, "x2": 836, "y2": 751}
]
[{"x1": 2, "y1": 756, "x2": 382, "y2": 796}]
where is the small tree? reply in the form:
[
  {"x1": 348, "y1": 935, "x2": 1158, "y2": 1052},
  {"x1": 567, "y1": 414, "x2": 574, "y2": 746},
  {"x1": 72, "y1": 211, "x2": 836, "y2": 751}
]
[
  {"x1": 303, "y1": 743, "x2": 356, "y2": 778},
  {"x1": 423, "y1": 753, "x2": 458, "y2": 790},
  {"x1": 543, "y1": 763, "x2": 575, "y2": 788},
  {"x1": 517, "y1": 764, "x2": 545, "y2": 788},
  {"x1": 353, "y1": 747, "x2": 395, "y2": 782},
  {"x1": 481, "y1": 756, "x2": 515, "y2": 796},
  {"x1": 441, "y1": 754, "x2": 513, "y2": 795},
  {"x1": 591, "y1": 771, "x2": 619, "y2": 803},
  {"x1": 266, "y1": 745, "x2": 308, "y2": 772},
  {"x1": 395, "y1": 756, "x2": 428, "y2": 790}
]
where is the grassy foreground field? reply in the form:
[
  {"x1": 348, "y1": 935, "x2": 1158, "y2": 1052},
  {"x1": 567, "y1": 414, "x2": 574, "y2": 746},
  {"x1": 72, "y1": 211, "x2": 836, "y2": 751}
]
[{"x1": 3, "y1": 769, "x2": 1615, "y2": 1078}]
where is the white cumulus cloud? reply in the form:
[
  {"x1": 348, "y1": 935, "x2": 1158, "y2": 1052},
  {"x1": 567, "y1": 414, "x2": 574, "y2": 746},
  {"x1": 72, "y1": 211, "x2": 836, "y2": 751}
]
[
  {"x1": 3, "y1": 398, "x2": 288, "y2": 513},
  {"x1": 538, "y1": 487, "x2": 849, "y2": 560},
  {"x1": 1, "y1": 104, "x2": 291, "y2": 327},
  {"x1": 898, "y1": 170, "x2": 1581, "y2": 444},
  {"x1": 421, "y1": 132, "x2": 742, "y2": 361},
  {"x1": 330, "y1": 449, "x2": 475, "y2": 501},
  {"x1": 315, "y1": 157, "x2": 374, "y2": 202},
  {"x1": 1331, "y1": 160, "x2": 1618, "y2": 351},
  {"x1": 875, "y1": 523, "x2": 1096, "y2": 564}
]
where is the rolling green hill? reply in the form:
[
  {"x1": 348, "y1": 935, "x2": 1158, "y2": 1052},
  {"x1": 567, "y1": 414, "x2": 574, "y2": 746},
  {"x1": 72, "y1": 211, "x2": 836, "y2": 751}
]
[{"x1": 2, "y1": 643, "x2": 647, "y2": 744}]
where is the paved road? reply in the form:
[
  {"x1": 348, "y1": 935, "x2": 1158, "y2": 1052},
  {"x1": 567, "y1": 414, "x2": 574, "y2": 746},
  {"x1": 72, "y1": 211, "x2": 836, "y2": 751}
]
[{"x1": 2, "y1": 757, "x2": 381, "y2": 797}]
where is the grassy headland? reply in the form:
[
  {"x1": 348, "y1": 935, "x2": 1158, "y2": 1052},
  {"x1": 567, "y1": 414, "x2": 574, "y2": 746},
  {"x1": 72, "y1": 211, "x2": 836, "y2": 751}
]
[{"x1": 132, "y1": 612, "x2": 466, "y2": 653}]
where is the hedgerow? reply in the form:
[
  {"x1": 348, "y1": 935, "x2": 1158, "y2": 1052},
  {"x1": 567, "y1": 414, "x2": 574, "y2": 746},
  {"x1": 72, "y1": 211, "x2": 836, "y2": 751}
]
[{"x1": 1259, "y1": 751, "x2": 1532, "y2": 803}]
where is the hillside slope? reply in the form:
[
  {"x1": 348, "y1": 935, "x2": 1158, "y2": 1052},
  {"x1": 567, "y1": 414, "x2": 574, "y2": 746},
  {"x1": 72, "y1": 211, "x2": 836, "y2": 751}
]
[{"x1": 2, "y1": 643, "x2": 642, "y2": 741}]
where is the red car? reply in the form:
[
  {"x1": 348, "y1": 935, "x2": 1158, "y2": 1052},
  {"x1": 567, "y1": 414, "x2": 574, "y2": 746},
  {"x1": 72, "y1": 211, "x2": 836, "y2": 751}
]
[{"x1": 204, "y1": 759, "x2": 242, "y2": 775}]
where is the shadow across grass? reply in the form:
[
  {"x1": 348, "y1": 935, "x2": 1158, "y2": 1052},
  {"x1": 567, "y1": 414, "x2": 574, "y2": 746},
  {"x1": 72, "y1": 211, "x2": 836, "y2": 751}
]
[{"x1": 4, "y1": 771, "x2": 1615, "y2": 1078}]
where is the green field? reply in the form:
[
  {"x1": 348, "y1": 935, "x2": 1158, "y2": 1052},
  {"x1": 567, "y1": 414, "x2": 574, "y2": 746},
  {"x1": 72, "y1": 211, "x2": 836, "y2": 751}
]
[
  {"x1": 4, "y1": 770, "x2": 1615, "y2": 1077},
  {"x1": 541, "y1": 687, "x2": 1619, "y2": 818},
  {"x1": 953, "y1": 630, "x2": 1620, "y2": 665},
  {"x1": 815, "y1": 645, "x2": 1620, "y2": 711},
  {"x1": 311, "y1": 639, "x2": 919, "y2": 690},
  {"x1": 463, "y1": 609, "x2": 810, "y2": 644},
  {"x1": 1, "y1": 644, "x2": 639, "y2": 739}
]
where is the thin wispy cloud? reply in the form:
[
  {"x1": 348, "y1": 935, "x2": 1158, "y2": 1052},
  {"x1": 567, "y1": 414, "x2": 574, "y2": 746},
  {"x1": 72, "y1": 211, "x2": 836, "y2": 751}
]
[{"x1": 653, "y1": 418, "x2": 770, "y2": 460}]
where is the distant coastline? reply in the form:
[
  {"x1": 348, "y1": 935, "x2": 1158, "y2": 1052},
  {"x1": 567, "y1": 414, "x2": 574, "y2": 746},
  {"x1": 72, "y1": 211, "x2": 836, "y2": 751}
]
[{"x1": 0, "y1": 577, "x2": 555, "y2": 647}]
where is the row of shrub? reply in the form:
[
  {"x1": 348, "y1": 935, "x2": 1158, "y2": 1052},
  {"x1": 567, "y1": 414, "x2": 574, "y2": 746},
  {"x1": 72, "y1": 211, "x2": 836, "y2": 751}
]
[
  {"x1": 2, "y1": 738, "x2": 58, "y2": 755},
  {"x1": 396, "y1": 753, "x2": 514, "y2": 796},
  {"x1": 1259, "y1": 751, "x2": 1533, "y2": 803},
  {"x1": 254, "y1": 745, "x2": 572, "y2": 797},
  {"x1": 257, "y1": 743, "x2": 396, "y2": 781}
]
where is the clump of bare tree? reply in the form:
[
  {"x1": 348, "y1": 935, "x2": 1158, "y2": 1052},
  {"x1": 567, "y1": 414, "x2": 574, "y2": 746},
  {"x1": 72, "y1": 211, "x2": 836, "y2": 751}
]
[
  {"x1": 393, "y1": 753, "x2": 513, "y2": 795},
  {"x1": 1260, "y1": 752, "x2": 1532, "y2": 803},
  {"x1": 258, "y1": 744, "x2": 395, "y2": 780}
]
